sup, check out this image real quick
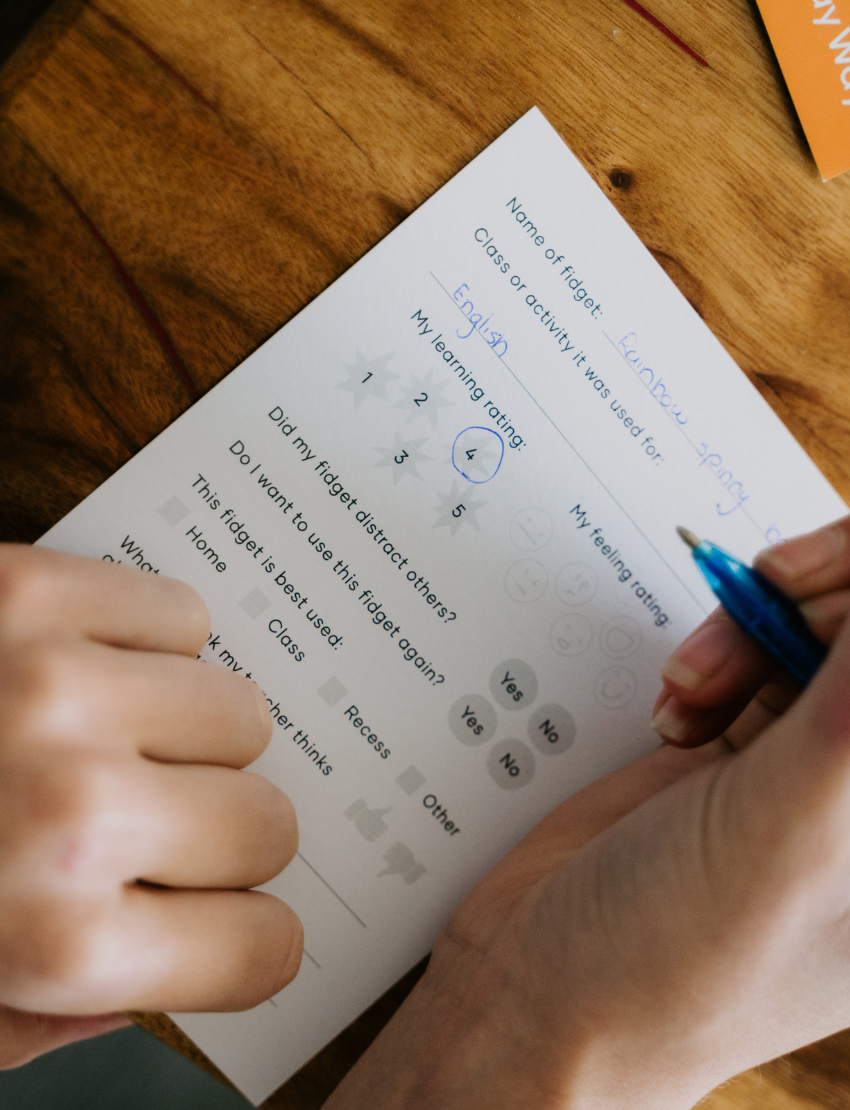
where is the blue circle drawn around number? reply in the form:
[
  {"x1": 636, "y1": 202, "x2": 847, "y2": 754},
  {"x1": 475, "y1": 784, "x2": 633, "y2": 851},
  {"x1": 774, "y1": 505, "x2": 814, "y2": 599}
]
[{"x1": 451, "y1": 426, "x2": 505, "y2": 484}]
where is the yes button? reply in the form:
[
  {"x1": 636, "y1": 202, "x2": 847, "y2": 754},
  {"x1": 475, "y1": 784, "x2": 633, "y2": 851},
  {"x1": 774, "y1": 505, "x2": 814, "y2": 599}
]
[
  {"x1": 448, "y1": 695, "x2": 497, "y2": 746},
  {"x1": 489, "y1": 659, "x2": 538, "y2": 710}
]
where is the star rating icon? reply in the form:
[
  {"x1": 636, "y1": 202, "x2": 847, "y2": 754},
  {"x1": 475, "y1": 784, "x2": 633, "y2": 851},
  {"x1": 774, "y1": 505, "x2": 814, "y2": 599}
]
[
  {"x1": 337, "y1": 350, "x2": 398, "y2": 407},
  {"x1": 374, "y1": 433, "x2": 433, "y2": 485},
  {"x1": 433, "y1": 479, "x2": 487, "y2": 536},
  {"x1": 393, "y1": 369, "x2": 453, "y2": 428}
]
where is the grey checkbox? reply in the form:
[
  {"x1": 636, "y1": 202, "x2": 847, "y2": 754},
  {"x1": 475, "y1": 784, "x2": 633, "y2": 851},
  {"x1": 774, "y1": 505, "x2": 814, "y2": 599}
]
[
  {"x1": 240, "y1": 588, "x2": 271, "y2": 619},
  {"x1": 317, "y1": 676, "x2": 348, "y2": 707},
  {"x1": 395, "y1": 765, "x2": 426, "y2": 795},
  {"x1": 158, "y1": 495, "x2": 189, "y2": 527}
]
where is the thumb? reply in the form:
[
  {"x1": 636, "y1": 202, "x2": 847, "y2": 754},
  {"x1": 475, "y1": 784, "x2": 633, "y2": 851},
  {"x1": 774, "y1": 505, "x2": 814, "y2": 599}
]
[{"x1": 0, "y1": 1005, "x2": 130, "y2": 1069}]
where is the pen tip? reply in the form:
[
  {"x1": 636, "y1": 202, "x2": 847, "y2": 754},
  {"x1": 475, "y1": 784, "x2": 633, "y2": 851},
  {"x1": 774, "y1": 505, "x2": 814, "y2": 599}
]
[{"x1": 677, "y1": 526, "x2": 701, "y2": 550}]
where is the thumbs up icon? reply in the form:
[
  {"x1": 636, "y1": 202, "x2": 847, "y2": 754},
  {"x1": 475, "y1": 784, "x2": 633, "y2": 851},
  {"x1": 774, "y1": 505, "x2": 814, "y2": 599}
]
[{"x1": 344, "y1": 798, "x2": 391, "y2": 842}]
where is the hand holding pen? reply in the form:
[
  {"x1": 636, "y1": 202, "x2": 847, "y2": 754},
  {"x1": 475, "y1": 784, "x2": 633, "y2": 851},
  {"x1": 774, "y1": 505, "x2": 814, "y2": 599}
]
[
  {"x1": 330, "y1": 515, "x2": 850, "y2": 1110},
  {"x1": 653, "y1": 518, "x2": 850, "y2": 748}
]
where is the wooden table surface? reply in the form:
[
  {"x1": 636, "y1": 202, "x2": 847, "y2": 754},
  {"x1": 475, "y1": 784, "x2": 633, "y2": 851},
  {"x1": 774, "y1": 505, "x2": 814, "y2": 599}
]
[{"x1": 3, "y1": 0, "x2": 850, "y2": 1106}]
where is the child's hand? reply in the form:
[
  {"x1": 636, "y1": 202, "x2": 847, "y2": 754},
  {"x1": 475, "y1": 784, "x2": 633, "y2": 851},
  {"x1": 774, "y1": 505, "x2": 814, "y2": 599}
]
[{"x1": 0, "y1": 546, "x2": 302, "y2": 1067}]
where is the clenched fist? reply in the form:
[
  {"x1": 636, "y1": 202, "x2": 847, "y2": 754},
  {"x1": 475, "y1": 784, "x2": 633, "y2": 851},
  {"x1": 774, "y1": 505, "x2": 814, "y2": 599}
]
[{"x1": 0, "y1": 545, "x2": 302, "y2": 1067}]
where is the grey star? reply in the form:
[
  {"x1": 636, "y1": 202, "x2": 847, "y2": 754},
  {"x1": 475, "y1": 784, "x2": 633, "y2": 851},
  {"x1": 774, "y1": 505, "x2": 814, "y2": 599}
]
[
  {"x1": 452, "y1": 429, "x2": 503, "y2": 481},
  {"x1": 394, "y1": 369, "x2": 454, "y2": 428},
  {"x1": 374, "y1": 433, "x2": 433, "y2": 485},
  {"x1": 337, "y1": 350, "x2": 398, "y2": 407},
  {"x1": 434, "y1": 480, "x2": 487, "y2": 536}
]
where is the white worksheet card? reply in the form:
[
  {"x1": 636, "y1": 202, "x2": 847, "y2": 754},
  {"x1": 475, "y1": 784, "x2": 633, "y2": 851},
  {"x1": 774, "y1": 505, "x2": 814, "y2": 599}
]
[{"x1": 41, "y1": 108, "x2": 846, "y2": 1103}]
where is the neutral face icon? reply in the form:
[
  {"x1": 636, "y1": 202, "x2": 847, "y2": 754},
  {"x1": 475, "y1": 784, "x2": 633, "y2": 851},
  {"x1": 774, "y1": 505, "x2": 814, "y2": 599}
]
[{"x1": 510, "y1": 507, "x2": 554, "y2": 551}]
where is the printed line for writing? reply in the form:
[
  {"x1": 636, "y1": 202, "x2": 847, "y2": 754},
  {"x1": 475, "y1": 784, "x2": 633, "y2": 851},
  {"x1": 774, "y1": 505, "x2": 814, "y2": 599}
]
[
  {"x1": 429, "y1": 272, "x2": 709, "y2": 615},
  {"x1": 601, "y1": 331, "x2": 768, "y2": 542},
  {"x1": 267, "y1": 948, "x2": 322, "y2": 1006},
  {"x1": 296, "y1": 851, "x2": 367, "y2": 929}
]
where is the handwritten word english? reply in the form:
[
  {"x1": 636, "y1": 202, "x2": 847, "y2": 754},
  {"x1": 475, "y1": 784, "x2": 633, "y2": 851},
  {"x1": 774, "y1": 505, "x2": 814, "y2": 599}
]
[
  {"x1": 410, "y1": 309, "x2": 525, "y2": 448},
  {"x1": 452, "y1": 282, "x2": 508, "y2": 356},
  {"x1": 412, "y1": 309, "x2": 483, "y2": 402}
]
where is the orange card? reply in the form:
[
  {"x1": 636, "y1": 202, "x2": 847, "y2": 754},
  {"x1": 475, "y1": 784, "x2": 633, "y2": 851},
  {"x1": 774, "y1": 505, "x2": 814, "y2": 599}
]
[{"x1": 756, "y1": 0, "x2": 850, "y2": 179}]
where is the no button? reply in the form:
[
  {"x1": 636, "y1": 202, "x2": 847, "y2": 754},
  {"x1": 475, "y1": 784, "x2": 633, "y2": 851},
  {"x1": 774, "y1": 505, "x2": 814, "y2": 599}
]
[
  {"x1": 527, "y1": 703, "x2": 575, "y2": 756},
  {"x1": 486, "y1": 738, "x2": 535, "y2": 790}
]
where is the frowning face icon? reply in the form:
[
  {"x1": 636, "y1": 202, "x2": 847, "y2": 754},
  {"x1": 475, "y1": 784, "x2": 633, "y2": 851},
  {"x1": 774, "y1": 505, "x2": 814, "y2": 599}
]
[
  {"x1": 505, "y1": 559, "x2": 548, "y2": 603},
  {"x1": 555, "y1": 562, "x2": 597, "y2": 605}
]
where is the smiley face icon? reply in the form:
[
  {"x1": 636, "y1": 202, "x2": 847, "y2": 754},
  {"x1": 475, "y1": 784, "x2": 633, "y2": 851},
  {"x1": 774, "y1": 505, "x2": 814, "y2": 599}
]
[
  {"x1": 509, "y1": 507, "x2": 553, "y2": 552},
  {"x1": 594, "y1": 667, "x2": 637, "y2": 710},
  {"x1": 549, "y1": 613, "x2": 593, "y2": 657},
  {"x1": 600, "y1": 616, "x2": 642, "y2": 660}
]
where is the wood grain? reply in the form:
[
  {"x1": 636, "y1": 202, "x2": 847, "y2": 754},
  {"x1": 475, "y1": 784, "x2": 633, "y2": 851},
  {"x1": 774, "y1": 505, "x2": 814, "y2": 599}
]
[{"x1": 2, "y1": 1, "x2": 850, "y2": 1106}]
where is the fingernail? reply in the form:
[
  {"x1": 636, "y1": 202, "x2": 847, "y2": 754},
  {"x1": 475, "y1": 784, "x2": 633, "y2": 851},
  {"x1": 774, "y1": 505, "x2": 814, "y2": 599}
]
[
  {"x1": 651, "y1": 700, "x2": 693, "y2": 742},
  {"x1": 250, "y1": 680, "x2": 273, "y2": 741},
  {"x1": 758, "y1": 524, "x2": 846, "y2": 581},
  {"x1": 660, "y1": 620, "x2": 740, "y2": 691},
  {"x1": 652, "y1": 688, "x2": 671, "y2": 717}
]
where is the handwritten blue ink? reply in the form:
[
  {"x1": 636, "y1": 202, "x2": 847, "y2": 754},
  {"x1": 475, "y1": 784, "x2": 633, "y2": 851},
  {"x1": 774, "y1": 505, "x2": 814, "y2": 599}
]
[
  {"x1": 697, "y1": 441, "x2": 750, "y2": 518},
  {"x1": 617, "y1": 333, "x2": 688, "y2": 426},
  {"x1": 454, "y1": 283, "x2": 509, "y2": 358},
  {"x1": 452, "y1": 426, "x2": 505, "y2": 484}
]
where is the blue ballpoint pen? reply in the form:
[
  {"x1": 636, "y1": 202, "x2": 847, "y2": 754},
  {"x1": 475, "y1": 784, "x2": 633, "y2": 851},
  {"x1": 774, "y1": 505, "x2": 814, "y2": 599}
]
[{"x1": 677, "y1": 527, "x2": 827, "y2": 687}]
